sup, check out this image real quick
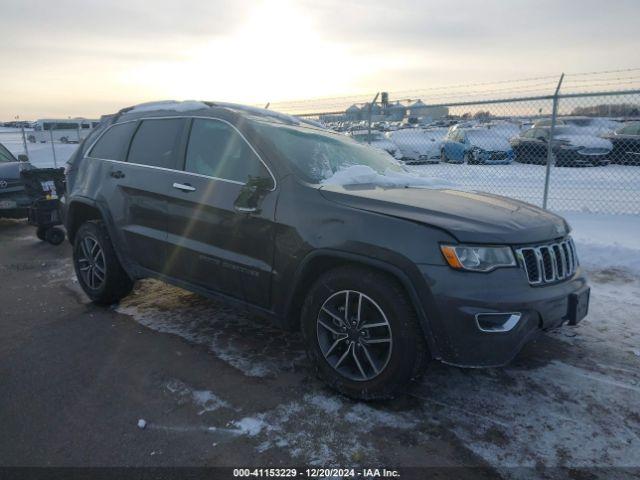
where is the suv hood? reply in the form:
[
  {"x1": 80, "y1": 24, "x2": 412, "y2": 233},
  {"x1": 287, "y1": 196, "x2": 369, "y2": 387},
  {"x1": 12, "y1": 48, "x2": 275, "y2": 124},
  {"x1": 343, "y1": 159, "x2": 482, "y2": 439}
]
[{"x1": 319, "y1": 185, "x2": 569, "y2": 244}]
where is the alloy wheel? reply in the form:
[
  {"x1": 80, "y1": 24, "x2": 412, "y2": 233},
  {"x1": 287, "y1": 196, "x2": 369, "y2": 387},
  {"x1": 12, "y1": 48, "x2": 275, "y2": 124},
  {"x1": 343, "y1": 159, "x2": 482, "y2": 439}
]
[
  {"x1": 316, "y1": 290, "x2": 393, "y2": 382},
  {"x1": 77, "y1": 235, "x2": 106, "y2": 290}
]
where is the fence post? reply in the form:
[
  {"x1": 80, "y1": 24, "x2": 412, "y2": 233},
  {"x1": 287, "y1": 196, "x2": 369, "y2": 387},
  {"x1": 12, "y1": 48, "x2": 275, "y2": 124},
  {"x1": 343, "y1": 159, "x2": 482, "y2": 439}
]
[
  {"x1": 49, "y1": 128, "x2": 58, "y2": 168},
  {"x1": 20, "y1": 124, "x2": 30, "y2": 159},
  {"x1": 542, "y1": 73, "x2": 564, "y2": 210},
  {"x1": 367, "y1": 92, "x2": 380, "y2": 144}
]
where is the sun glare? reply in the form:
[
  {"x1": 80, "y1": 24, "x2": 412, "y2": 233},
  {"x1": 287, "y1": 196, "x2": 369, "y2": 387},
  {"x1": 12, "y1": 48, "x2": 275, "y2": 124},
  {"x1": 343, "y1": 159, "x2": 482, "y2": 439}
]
[{"x1": 120, "y1": 0, "x2": 396, "y2": 105}]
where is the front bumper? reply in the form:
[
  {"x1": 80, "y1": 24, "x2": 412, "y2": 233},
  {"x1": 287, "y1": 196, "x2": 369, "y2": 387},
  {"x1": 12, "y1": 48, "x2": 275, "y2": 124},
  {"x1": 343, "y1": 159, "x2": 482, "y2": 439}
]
[
  {"x1": 0, "y1": 189, "x2": 31, "y2": 217},
  {"x1": 416, "y1": 264, "x2": 589, "y2": 367},
  {"x1": 476, "y1": 150, "x2": 515, "y2": 165},
  {"x1": 555, "y1": 149, "x2": 609, "y2": 166}
]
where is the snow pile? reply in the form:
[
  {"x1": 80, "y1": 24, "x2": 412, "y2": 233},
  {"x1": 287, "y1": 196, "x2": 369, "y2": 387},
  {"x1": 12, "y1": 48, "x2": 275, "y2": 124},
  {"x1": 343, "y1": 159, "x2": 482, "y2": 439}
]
[
  {"x1": 130, "y1": 100, "x2": 209, "y2": 113},
  {"x1": 322, "y1": 165, "x2": 462, "y2": 189},
  {"x1": 164, "y1": 379, "x2": 232, "y2": 415},
  {"x1": 564, "y1": 212, "x2": 640, "y2": 276},
  {"x1": 232, "y1": 417, "x2": 267, "y2": 436}
]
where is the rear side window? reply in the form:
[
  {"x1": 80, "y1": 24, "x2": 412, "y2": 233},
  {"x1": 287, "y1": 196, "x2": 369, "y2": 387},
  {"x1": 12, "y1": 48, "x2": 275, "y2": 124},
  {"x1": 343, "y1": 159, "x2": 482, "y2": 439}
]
[
  {"x1": 88, "y1": 122, "x2": 138, "y2": 161},
  {"x1": 127, "y1": 118, "x2": 186, "y2": 169},
  {"x1": 184, "y1": 119, "x2": 271, "y2": 185}
]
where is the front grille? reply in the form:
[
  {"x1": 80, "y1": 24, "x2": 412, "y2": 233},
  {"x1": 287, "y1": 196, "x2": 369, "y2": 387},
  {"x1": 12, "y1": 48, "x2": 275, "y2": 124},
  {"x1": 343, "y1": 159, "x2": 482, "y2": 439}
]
[
  {"x1": 578, "y1": 148, "x2": 609, "y2": 155},
  {"x1": 516, "y1": 238, "x2": 578, "y2": 285}
]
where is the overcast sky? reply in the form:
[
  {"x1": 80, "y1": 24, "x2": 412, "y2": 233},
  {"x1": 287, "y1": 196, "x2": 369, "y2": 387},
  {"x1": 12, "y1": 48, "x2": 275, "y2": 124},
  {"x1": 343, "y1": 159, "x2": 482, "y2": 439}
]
[{"x1": 1, "y1": 0, "x2": 639, "y2": 119}]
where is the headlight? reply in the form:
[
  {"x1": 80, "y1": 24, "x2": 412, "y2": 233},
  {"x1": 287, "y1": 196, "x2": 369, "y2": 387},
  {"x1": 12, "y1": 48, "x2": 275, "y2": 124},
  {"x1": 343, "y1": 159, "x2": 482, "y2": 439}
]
[{"x1": 440, "y1": 244, "x2": 516, "y2": 272}]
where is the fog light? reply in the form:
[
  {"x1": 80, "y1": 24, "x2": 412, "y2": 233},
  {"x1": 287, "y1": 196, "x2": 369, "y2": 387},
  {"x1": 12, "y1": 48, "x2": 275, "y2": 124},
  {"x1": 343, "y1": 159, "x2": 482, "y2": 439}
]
[{"x1": 475, "y1": 313, "x2": 522, "y2": 333}]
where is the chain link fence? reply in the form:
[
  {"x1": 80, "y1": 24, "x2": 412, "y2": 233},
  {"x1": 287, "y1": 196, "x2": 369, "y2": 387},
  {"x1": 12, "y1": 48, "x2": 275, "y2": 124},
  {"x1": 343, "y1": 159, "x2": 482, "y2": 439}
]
[
  {"x1": 268, "y1": 71, "x2": 640, "y2": 215},
  {"x1": 0, "y1": 121, "x2": 91, "y2": 169},
  {"x1": 3, "y1": 69, "x2": 640, "y2": 214}
]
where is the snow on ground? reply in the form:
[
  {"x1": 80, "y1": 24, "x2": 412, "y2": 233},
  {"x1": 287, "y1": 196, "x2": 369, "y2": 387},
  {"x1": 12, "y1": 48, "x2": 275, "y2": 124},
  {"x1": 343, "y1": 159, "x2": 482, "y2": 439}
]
[
  {"x1": 563, "y1": 212, "x2": 640, "y2": 275},
  {"x1": 115, "y1": 282, "x2": 307, "y2": 378},
  {"x1": 407, "y1": 163, "x2": 640, "y2": 214}
]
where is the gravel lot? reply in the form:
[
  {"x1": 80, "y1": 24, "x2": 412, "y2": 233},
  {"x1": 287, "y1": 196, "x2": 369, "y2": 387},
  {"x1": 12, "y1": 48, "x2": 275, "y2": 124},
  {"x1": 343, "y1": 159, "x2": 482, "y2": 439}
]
[{"x1": 1, "y1": 219, "x2": 639, "y2": 478}]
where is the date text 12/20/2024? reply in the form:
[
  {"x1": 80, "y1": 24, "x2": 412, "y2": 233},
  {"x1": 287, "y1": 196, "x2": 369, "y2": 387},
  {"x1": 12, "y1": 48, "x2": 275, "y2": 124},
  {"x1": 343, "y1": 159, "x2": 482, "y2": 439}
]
[{"x1": 233, "y1": 468, "x2": 401, "y2": 477}]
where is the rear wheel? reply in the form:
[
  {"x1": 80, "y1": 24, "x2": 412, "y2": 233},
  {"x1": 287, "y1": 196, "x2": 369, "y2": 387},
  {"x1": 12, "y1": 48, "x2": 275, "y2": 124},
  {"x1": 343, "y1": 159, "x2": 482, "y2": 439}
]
[
  {"x1": 301, "y1": 266, "x2": 428, "y2": 400},
  {"x1": 73, "y1": 220, "x2": 133, "y2": 305},
  {"x1": 36, "y1": 226, "x2": 47, "y2": 241},
  {"x1": 440, "y1": 149, "x2": 448, "y2": 163},
  {"x1": 45, "y1": 227, "x2": 65, "y2": 245}
]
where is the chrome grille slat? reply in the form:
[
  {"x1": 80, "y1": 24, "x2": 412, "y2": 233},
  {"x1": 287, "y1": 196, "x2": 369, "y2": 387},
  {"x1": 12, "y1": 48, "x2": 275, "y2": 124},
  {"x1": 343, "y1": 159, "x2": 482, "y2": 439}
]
[{"x1": 517, "y1": 237, "x2": 578, "y2": 286}]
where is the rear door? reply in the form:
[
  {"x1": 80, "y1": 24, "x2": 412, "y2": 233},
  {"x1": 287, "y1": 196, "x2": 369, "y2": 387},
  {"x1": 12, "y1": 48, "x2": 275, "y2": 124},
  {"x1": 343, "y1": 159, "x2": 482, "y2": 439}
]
[
  {"x1": 120, "y1": 118, "x2": 189, "y2": 273},
  {"x1": 165, "y1": 117, "x2": 278, "y2": 307}
]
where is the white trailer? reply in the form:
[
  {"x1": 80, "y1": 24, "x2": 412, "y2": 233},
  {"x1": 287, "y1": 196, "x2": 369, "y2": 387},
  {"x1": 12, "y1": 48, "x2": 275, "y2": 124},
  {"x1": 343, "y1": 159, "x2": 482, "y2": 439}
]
[{"x1": 27, "y1": 119, "x2": 100, "y2": 144}]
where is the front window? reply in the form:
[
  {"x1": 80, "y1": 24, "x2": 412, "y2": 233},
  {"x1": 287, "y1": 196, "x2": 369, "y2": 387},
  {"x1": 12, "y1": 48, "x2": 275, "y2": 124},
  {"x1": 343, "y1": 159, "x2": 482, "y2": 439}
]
[
  {"x1": 250, "y1": 120, "x2": 404, "y2": 184},
  {"x1": 185, "y1": 119, "x2": 271, "y2": 185}
]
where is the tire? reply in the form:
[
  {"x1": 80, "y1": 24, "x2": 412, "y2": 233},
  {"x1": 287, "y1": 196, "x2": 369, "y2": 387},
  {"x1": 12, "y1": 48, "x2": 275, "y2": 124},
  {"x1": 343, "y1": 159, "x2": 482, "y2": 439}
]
[
  {"x1": 440, "y1": 149, "x2": 448, "y2": 163},
  {"x1": 73, "y1": 220, "x2": 133, "y2": 305},
  {"x1": 301, "y1": 266, "x2": 429, "y2": 400},
  {"x1": 465, "y1": 152, "x2": 474, "y2": 164},
  {"x1": 60, "y1": 137, "x2": 68, "y2": 144},
  {"x1": 36, "y1": 226, "x2": 47, "y2": 241},
  {"x1": 45, "y1": 227, "x2": 65, "y2": 245}
]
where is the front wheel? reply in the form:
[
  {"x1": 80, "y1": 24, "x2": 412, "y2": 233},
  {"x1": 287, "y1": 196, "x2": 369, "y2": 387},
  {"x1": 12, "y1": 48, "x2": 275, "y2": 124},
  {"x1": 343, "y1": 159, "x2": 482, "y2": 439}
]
[
  {"x1": 301, "y1": 266, "x2": 428, "y2": 400},
  {"x1": 73, "y1": 220, "x2": 133, "y2": 305}
]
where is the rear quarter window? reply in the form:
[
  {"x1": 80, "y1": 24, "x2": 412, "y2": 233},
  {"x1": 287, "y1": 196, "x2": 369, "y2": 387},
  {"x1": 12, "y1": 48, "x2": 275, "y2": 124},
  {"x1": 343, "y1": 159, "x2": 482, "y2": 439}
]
[{"x1": 88, "y1": 122, "x2": 138, "y2": 161}]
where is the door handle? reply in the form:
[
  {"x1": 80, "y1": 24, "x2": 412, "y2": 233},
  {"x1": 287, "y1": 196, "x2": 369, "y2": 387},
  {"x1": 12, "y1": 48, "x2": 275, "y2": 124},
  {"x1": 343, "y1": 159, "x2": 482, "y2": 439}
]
[
  {"x1": 234, "y1": 205, "x2": 258, "y2": 213},
  {"x1": 173, "y1": 182, "x2": 196, "y2": 192},
  {"x1": 110, "y1": 170, "x2": 125, "y2": 179}
]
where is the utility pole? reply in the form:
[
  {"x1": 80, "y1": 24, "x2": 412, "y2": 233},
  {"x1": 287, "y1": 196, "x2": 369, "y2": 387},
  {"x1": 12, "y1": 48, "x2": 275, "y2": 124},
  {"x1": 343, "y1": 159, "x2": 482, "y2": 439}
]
[
  {"x1": 367, "y1": 92, "x2": 380, "y2": 144},
  {"x1": 542, "y1": 73, "x2": 564, "y2": 210},
  {"x1": 16, "y1": 116, "x2": 29, "y2": 159}
]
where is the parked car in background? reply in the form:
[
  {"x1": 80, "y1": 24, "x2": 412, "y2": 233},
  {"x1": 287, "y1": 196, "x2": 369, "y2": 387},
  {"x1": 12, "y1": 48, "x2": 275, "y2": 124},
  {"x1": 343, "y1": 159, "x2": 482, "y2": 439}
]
[
  {"x1": 561, "y1": 116, "x2": 621, "y2": 136},
  {"x1": 602, "y1": 122, "x2": 640, "y2": 165},
  {"x1": 484, "y1": 121, "x2": 522, "y2": 140},
  {"x1": 64, "y1": 100, "x2": 589, "y2": 400},
  {"x1": 386, "y1": 129, "x2": 441, "y2": 164},
  {"x1": 347, "y1": 130, "x2": 400, "y2": 159},
  {"x1": 533, "y1": 116, "x2": 620, "y2": 136},
  {"x1": 511, "y1": 126, "x2": 612, "y2": 167},
  {"x1": 0, "y1": 142, "x2": 34, "y2": 218},
  {"x1": 441, "y1": 128, "x2": 514, "y2": 164}
]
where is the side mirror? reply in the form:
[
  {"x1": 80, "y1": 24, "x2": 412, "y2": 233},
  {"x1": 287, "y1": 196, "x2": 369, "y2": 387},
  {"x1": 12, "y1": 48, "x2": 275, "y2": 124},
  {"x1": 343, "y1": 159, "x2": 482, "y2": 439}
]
[
  {"x1": 17, "y1": 154, "x2": 29, "y2": 162},
  {"x1": 234, "y1": 176, "x2": 273, "y2": 214},
  {"x1": 537, "y1": 137, "x2": 547, "y2": 142}
]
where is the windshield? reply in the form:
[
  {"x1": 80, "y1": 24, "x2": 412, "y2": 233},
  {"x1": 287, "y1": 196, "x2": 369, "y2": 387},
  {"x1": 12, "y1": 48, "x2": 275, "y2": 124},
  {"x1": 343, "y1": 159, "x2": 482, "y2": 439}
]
[
  {"x1": 250, "y1": 121, "x2": 404, "y2": 184},
  {"x1": 0, "y1": 143, "x2": 16, "y2": 163},
  {"x1": 466, "y1": 130, "x2": 496, "y2": 141},
  {"x1": 553, "y1": 126, "x2": 580, "y2": 136}
]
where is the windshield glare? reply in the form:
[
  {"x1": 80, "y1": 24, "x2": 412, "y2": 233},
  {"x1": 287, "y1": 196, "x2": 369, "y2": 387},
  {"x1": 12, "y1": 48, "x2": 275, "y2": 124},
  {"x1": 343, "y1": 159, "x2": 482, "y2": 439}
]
[{"x1": 251, "y1": 121, "x2": 404, "y2": 184}]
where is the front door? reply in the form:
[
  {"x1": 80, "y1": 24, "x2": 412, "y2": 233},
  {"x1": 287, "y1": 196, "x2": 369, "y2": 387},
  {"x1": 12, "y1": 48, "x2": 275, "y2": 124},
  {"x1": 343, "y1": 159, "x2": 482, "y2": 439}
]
[{"x1": 165, "y1": 117, "x2": 277, "y2": 307}]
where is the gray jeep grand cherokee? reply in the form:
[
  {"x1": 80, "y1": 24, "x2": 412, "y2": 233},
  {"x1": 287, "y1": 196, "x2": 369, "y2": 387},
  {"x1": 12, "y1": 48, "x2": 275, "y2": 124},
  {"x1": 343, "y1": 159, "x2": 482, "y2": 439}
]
[{"x1": 63, "y1": 101, "x2": 590, "y2": 399}]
